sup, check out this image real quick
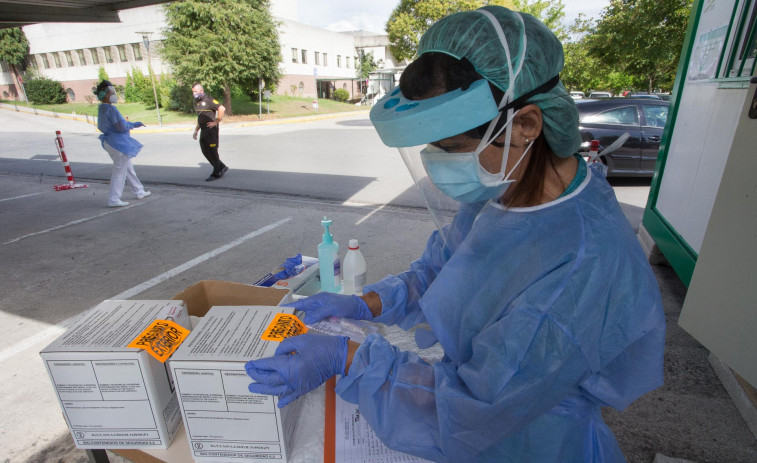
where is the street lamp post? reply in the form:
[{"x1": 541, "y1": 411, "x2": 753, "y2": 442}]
[{"x1": 136, "y1": 31, "x2": 162, "y2": 126}]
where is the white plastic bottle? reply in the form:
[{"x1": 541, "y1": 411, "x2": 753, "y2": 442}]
[{"x1": 342, "y1": 239, "x2": 367, "y2": 295}]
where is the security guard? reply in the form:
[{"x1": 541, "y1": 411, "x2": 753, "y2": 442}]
[{"x1": 192, "y1": 83, "x2": 229, "y2": 181}]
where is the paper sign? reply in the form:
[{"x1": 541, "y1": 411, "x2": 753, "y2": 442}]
[
  {"x1": 128, "y1": 319, "x2": 190, "y2": 363},
  {"x1": 261, "y1": 313, "x2": 307, "y2": 341}
]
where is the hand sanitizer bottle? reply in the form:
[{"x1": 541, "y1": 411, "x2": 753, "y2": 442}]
[
  {"x1": 318, "y1": 217, "x2": 341, "y2": 293},
  {"x1": 342, "y1": 239, "x2": 367, "y2": 295}
]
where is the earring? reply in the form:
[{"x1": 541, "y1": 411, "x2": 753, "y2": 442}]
[{"x1": 525, "y1": 138, "x2": 530, "y2": 144}]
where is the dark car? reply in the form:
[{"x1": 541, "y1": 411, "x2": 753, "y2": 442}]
[{"x1": 575, "y1": 98, "x2": 669, "y2": 177}]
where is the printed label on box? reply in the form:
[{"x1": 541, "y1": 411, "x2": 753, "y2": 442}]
[{"x1": 128, "y1": 319, "x2": 190, "y2": 363}]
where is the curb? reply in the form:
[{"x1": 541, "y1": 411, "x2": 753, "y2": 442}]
[{"x1": 1, "y1": 102, "x2": 370, "y2": 133}]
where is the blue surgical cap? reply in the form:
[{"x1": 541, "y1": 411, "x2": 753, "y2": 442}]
[{"x1": 416, "y1": 6, "x2": 582, "y2": 157}]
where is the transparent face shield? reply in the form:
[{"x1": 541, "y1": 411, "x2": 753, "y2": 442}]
[{"x1": 370, "y1": 9, "x2": 528, "y2": 239}]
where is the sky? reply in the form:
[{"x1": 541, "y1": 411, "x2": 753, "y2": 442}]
[{"x1": 296, "y1": 0, "x2": 611, "y2": 34}]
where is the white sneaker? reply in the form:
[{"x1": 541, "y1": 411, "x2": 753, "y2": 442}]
[
  {"x1": 108, "y1": 200, "x2": 130, "y2": 207},
  {"x1": 136, "y1": 191, "x2": 152, "y2": 199}
]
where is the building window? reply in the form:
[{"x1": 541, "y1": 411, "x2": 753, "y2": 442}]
[
  {"x1": 89, "y1": 48, "x2": 100, "y2": 65},
  {"x1": 117, "y1": 45, "x2": 128, "y2": 62},
  {"x1": 337, "y1": 55, "x2": 341, "y2": 67},
  {"x1": 64, "y1": 51, "x2": 74, "y2": 66},
  {"x1": 291, "y1": 48, "x2": 298, "y2": 63},
  {"x1": 323, "y1": 53, "x2": 328, "y2": 66},
  {"x1": 132, "y1": 43, "x2": 143, "y2": 61},
  {"x1": 298, "y1": 81, "x2": 304, "y2": 95},
  {"x1": 346, "y1": 56, "x2": 350, "y2": 68},
  {"x1": 41, "y1": 54, "x2": 50, "y2": 68},
  {"x1": 53, "y1": 52, "x2": 62, "y2": 68},
  {"x1": 104, "y1": 47, "x2": 114, "y2": 63},
  {"x1": 26, "y1": 56, "x2": 37, "y2": 70},
  {"x1": 76, "y1": 49, "x2": 86, "y2": 65},
  {"x1": 301, "y1": 49, "x2": 308, "y2": 64},
  {"x1": 315, "y1": 51, "x2": 320, "y2": 65},
  {"x1": 66, "y1": 88, "x2": 75, "y2": 101}
]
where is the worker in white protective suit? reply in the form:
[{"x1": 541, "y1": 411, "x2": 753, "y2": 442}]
[
  {"x1": 95, "y1": 80, "x2": 151, "y2": 207},
  {"x1": 245, "y1": 6, "x2": 665, "y2": 462}
]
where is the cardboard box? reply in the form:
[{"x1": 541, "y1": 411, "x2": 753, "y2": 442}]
[
  {"x1": 40, "y1": 300, "x2": 190, "y2": 449},
  {"x1": 110, "y1": 281, "x2": 291, "y2": 463},
  {"x1": 169, "y1": 305, "x2": 303, "y2": 463}
]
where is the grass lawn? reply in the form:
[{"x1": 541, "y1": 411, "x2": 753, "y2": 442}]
[{"x1": 1, "y1": 95, "x2": 368, "y2": 126}]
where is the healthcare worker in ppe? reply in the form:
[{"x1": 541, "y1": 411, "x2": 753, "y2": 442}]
[
  {"x1": 246, "y1": 6, "x2": 665, "y2": 463},
  {"x1": 95, "y1": 80, "x2": 151, "y2": 207}
]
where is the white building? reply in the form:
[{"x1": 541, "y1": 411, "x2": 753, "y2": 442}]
[{"x1": 0, "y1": 1, "x2": 403, "y2": 102}]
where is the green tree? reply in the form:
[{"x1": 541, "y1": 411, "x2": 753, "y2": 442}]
[
  {"x1": 587, "y1": 0, "x2": 692, "y2": 93},
  {"x1": 356, "y1": 51, "x2": 379, "y2": 80},
  {"x1": 161, "y1": 0, "x2": 282, "y2": 115},
  {"x1": 386, "y1": 0, "x2": 516, "y2": 63},
  {"x1": 98, "y1": 66, "x2": 110, "y2": 82},
  {"x1": 0, "y1": 28, "x2": 29, "y2": 101},
  {"x1": 385, "y1": 0, "x2": 568, "y2": 62},
  {"x1": 512, "y1": 0, "x2": 567, "y2": 40}
]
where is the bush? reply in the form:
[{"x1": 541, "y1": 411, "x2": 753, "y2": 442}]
[
  {"x1": 25, "y1": 76, "x2": 67, "y2": 104},
  {"x1": 167, "y1": 82, "x2": 194, "y2": 113},
  {"x1": 333, "y1": 88, "x2": 350, "y2": 103}
]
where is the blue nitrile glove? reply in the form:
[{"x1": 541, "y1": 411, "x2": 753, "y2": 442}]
[
  {"x1": 246, "y1": 333, "x2": 348, "y2": 407},
  {"x1": 284, "y1": 293, "x2": 373, "y2": 324},
  {"x1": 133, "y1": 121, "x2": 145, "y2": 128}
]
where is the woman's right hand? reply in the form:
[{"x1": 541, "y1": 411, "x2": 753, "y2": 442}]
[{"x1": 284, "y1": 293, "x2": 373, "y2": 324}]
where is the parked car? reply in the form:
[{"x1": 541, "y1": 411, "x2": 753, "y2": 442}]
[
  {"x1": 628, "y1": 92, "x2": 662, "y2": 100},
  {"x1": 575, "y1": 98, "x2": 670, "y2": 177},
  {"x1": 588, "y1": 91, "x2": 612, "y2": 98},
  {"x1": 655, "y1": 92, "x2": 671, "y2": 101},
  {"x1": 570, "y1": 91, "x2": 586, "y2": 99}
]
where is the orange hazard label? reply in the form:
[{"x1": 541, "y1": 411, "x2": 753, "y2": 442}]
[
  {"x1": 261, "y1": 313, "x2": 307, "y2": 341},
  {"x1": 128, "y1": 319, "x2": 190, "y2": 363}
]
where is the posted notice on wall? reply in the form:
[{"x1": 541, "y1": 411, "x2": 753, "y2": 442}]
[{"x1": 324, "y1": 378, "x2": 432, "y2": 463}]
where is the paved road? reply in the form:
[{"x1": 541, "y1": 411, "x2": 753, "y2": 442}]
[{"x1": 0, "y1": 107, "x2": 754, "y2": 463}]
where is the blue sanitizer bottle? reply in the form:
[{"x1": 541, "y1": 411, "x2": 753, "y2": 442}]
[{"x1": 318, "y1": 217, "x2": 341, "y2": 293}]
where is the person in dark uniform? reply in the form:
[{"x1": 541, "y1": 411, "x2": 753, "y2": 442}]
[{"x1": 192, "y1": 83, "x2": 229, "y2": 181}]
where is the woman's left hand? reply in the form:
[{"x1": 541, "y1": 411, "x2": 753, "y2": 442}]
[
  {"x1": 134, "y1": 122, "x2": 145, "y2": 128},
  {"x1": 246, "y1": 333, "x2": 348, "y2": 407}
]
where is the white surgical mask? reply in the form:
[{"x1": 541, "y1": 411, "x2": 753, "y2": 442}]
[
  {"x1": 108, "y1": 94, "x2": 118, "y2": 104},
  {"x1": 420, "y1": 109, "x2": 534, "y2": 203}
]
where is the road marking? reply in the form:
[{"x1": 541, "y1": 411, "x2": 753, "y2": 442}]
[
  {"x1": 1, "y1": 202, "x2": 146, "y2": 245},
  {"x1": 0, "y1": 192, "x2": 46, "y2": 202},
  {"x1": 0, "y1": 216, "x2": 292, "y2": 362}
]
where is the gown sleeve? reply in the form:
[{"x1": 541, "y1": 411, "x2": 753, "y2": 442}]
[
  {"x1": 335, "y1": 306, "x2": 592, "y2": 463},
  {"x1": 366, "y1": 201, "x2": 485, "y2": 330}
]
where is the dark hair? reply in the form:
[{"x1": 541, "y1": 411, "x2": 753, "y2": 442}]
[
  {"x1": 94, "y1": 80, "x2": 113, "y2": 101},
  {"x1": 399, "y1": 52, "x2": 560, "y2": 207}
]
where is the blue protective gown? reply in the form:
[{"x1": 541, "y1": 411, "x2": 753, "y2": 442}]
[
  {"x1": 335, "y1": 165, "x2": 665, "y2": 463},
  {"x1": 97, "y1": 104, "x2": 143, "y2": 158}
]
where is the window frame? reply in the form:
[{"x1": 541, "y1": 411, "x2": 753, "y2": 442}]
[
  {"x1": 315, "y1": 51, "x2": 320, "y2": 66},
  {"x1": 64, "y1": 51, "x2": 74, "y2": 66},
  {"x1": 104, "y1": 47, "x2": 114, "y2": 64},
  {"x1": 52, "y1": 52, "x2": 62, "y2": 68},
  {"x1": 323, "y1": 52, "x2": 328, "y2": 67},
  {"x1": 77, "y1": 49, "x2": 86, "y2": 65},
  {"x1": 301, "y1": 49, "x2": 308, "y2": 64},
  {"x1": 291, "y1": 48, "x2": 298, "y2": 63},
  {"x1": 132, "y1": 43, "x2": 143, "y2": 61},
  {"x1": 337, "y1": 55, "x2": 341, "y2": 67},
  {"x1": 41, "y1": 54, "x2": 50, "y2": 69},
  {"x1": 89, "y1": 48, "x2": 100, "y2": 65},
  {"x1": 117, "y1": 45, "x2": 128, "y2": 62}
]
